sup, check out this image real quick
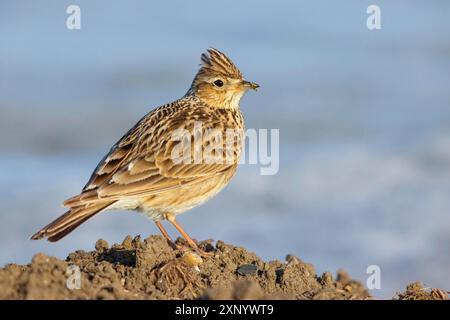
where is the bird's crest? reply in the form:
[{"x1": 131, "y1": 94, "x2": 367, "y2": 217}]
[{"x1": 197, "y1": 48, "x2": 243, "y2": 80}]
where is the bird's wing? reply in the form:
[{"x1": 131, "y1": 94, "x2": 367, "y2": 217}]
[{"x1": 63, "y1": 100, "x2": 243, "y2": 207}]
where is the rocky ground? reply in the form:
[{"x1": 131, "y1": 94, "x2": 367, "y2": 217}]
[{"x1": 0, "y1": 235, "x2": 447, "y2": 300}]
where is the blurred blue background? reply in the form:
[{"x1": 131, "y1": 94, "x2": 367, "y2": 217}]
[{"x1": 1, "y1": 0, "x2": 449, "y2": 298}]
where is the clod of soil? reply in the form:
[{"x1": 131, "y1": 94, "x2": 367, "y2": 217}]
[
  {"x1": 0, "y1": 235, "x2": 446, "y2": 300},
  {"x1": 394, "y1": 282, "x2": 448, "y2": 300}
]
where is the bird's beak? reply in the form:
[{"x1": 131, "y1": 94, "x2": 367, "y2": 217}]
[{"x1": 242, "y1": 80, "x2": 260, "y2": 91}]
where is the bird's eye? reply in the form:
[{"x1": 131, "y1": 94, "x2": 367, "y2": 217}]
[{"x1": 213, "y1": 79, "x2": 224, "y2": 87}]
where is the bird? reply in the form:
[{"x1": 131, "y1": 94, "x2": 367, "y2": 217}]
[{"x1": 31, "y1": 48, "x2": 259, "y2": 253}]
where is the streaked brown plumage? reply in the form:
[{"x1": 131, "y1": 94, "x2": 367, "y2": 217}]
[{"x1": 31, "y1": 48, "x2": 258, "y2": 251}]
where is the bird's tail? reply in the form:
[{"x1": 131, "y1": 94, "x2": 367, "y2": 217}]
[{"x1": 30, "y1": 201, "x2": 114, "y2": 242}]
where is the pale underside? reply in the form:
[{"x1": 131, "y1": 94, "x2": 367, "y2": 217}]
[{"x1": 106, "y1": 169, "x2": 236, "y2": 220}]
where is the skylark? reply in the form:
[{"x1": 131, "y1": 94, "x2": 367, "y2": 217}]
[{"x1": 31, "y1": 48, "x2": 259, "y2": 253}]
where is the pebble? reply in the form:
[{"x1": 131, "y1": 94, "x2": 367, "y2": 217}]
[
  {"x1": 237, "y1": 264, "x2": 258, "y2": 276},
  {"x1": 95, "y1": 239, "x2": 109, "y2": 252},
  {"x1": 182, "y1": 251, "x2": 203, "y2": 268}
]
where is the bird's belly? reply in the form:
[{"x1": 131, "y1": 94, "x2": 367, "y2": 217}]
[{"x1": 139, "y1": 171, "x2": 235, "y2": 219}]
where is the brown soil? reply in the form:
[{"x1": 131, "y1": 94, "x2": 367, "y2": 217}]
[{"x1": 0, "y1": 235, "x2": 446, "y2": 300}]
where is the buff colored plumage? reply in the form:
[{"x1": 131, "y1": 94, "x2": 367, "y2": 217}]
[{"x1": 31, "y1": 48, "x2": 258, "y2": 253}]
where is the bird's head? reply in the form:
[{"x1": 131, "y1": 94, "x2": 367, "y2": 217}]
[{"x1": 188, "y1": 48, "x2": 259, "y2": 109}]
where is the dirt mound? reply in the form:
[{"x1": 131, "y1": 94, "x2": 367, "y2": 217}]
[
  {"x1": 0, "y1": 235, "x2": 446, "y2": 300},
  {"x1": 394, "y1": 282, "x2": 448, "y2": 300}
]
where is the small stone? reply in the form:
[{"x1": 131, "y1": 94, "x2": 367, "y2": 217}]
[
  {"x1": 95, "y1": 239, "x2": 109, "y2": 252},
  {"x1": 31, "y1": 253, "x2": 50, "y2": 265},
  {"x1": 182, "y1": 251, "x2": 203, "y2": 268},
  {"x1": 237, "y1": 264, "x2": 258, "y2": 276}
]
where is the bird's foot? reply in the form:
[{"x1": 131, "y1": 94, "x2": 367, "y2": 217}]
[{"x1": 173, "y1": 238, "x2": 214, "y2": 257}]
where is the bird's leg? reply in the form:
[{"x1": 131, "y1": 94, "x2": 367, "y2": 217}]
[
  {"x1": 165, "y1": 213, "x2": 213, "y2": 256},
  {"x1": 165, "y1": 213, "x2": 198, "y2": 249},
  {"x1": 155, "y1": 220, "x2": 184, "y2": 251},
  {"x1": 155, "y1": 220, "x2": 173, "y2": 243},
  {"x1": 155, "y1": 219, "x2": 194, "y2": 253}
]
